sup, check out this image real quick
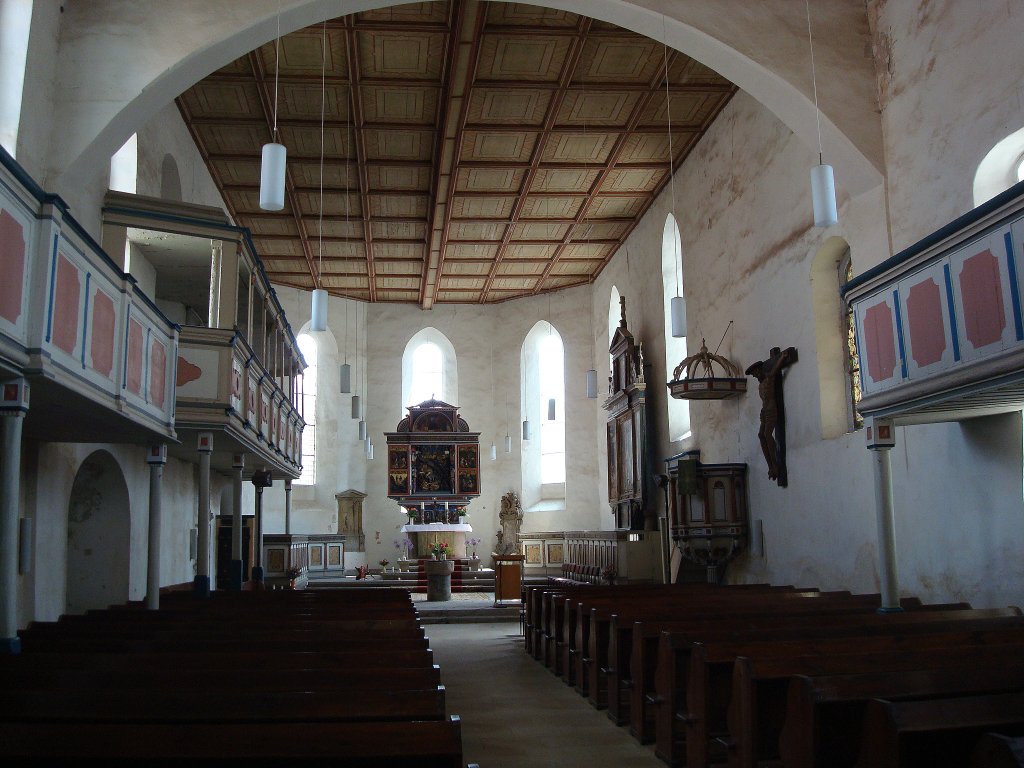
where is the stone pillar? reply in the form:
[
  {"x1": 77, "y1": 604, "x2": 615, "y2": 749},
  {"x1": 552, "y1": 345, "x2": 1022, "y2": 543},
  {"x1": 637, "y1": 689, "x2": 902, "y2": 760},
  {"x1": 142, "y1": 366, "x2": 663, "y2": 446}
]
[
  {"x1": 145, "y1": 444, "x2": 168, "y2": 610},
  {"x1": 866, "y1": 417, "x2": 901, "y2": 612},
  {"x1": 229, "y1": 453, "x2": 245, "y2": 590},
  {"x1": 0, "y1": 379, "x2": 29, "y2": 653},
  {"x1": 284, "y1": 478, "x2": 293, "y2": 535},
  {"x1": 194, "y1": 432, "x2": 213, "y2": 596}
]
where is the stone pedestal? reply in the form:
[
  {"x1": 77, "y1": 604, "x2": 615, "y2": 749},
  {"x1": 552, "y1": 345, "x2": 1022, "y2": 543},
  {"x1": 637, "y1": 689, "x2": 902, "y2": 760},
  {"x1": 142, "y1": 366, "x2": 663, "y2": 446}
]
[{"x1": 424, "y1": 558, "x2": 455, "y2": 602}]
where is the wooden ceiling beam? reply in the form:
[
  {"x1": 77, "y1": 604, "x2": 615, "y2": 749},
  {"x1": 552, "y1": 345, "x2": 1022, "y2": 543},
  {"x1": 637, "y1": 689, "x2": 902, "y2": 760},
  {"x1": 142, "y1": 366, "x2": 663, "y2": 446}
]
[
  {"x1": 420, "y1": 0, "x2": 482, "y2": 310},
  {"x1": 341, "y1": 16, "x2": 377, "y2": 303},
  {"x1": 479, "y1": 16, "x2": 593, "y2": 303}
]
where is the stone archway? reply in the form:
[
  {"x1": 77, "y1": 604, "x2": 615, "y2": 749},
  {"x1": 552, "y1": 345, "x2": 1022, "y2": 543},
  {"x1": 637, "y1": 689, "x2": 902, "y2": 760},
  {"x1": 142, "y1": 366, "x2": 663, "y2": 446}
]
[
  {"x1": 66, "y1": 450, "x2": 131, "y2": 614},
  {"x1": 49, "y1": 0, "x2": 882, "y2": 197}
]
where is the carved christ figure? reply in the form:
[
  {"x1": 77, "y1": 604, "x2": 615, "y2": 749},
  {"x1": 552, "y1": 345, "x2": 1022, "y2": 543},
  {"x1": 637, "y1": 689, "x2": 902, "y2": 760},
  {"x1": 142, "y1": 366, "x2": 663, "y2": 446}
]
[{"x1": 745, "y1": 347, "x2": 796, "y2": 481}]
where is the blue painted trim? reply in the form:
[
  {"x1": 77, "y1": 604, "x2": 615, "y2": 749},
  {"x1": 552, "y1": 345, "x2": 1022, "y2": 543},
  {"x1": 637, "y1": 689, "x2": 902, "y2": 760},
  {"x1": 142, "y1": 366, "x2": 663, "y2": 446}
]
[
  {"x1": 81, "y1": 273, "x2": 91, "y2": 368},
  {"x1": 893, "y1": 290, "x2": 908, "y2": 379},
  {"x1": 45, "y1": 233, "x2": 58, "y2": 342},
  {"x1": 943, "y1": 264, "x2": 961, "y2": 362},
  {"x1": 842, "y1": 177, "x2": 1024, "y2": 298},
  {"x1": 144, "y1": 327, "x2": 151, "y2": 404},
  {"x1": 122, "y1": 306, "x2": 131, "y2": 391},
  {"x1": 1004, "y1": 232, "x2": 1024, "y2": 341}
]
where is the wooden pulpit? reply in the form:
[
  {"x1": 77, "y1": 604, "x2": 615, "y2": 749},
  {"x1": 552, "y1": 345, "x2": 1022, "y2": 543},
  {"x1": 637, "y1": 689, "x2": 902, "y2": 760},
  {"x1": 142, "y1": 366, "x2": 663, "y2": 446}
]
[{"x1": 492, "y1": 553, "x2": 525, "y2": 605}]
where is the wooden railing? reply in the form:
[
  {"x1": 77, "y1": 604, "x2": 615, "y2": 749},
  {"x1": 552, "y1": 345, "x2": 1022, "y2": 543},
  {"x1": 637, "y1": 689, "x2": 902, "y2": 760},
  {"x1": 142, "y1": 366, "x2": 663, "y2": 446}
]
[
  {"x1": 0, "y1": 146, "x2": 176, "y2": 441},
  {"x1": 844, "y1": 180, "x2": 1024, "y2": 422}
]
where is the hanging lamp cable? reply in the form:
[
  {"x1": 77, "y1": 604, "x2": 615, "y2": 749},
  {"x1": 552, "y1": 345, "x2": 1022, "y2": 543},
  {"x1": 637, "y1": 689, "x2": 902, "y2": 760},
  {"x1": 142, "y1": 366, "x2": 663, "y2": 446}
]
[
  {"x1": 272, "y1": 2, "x2": 281, "y2": 139},
  {"x1": 316, "y1": 19, "x2": 326, "y2": 290},
  {"x1": 805, "y1": 0, "x2": 824, "y2": 164},
  {"x1": 662, "y1": 15, "x2": 681, "y2": 297}
]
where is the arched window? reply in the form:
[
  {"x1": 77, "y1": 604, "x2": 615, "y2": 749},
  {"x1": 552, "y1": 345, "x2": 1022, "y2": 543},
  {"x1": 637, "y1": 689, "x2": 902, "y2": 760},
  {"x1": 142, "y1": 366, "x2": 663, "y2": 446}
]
[
  {"x1": 296, "y1": 333, "x2": 317, "y2": 485},
  {"x1": 538, "y1": 332, "x2": 566, "y2": 484},
  {"x1": 402, "y1": 328, "x2": 457, "y2": 414},
  {"x1": 662, "y1": 214, "x2": 691, "y2": 441},
  {"x1": 409, "y1": 342, "x2": 443, "y2": 405},
  {"x1": 810, "y1": 237, "x2": 861, "y2": 437},
  {"x1": 974, "y1": 126, "x2": 1024, "y2": 207},
  {"x1": 840, "y1": 252, "x2": 863, "y2": 430},
  {"x1": 521, "y1": 321, "x2": 565, "y2": 510},
  {"x1": 109, "y1": 134, "x2": 138, "y2": 194},
  {"x1": 608, "y1": 285, "x2": 621, "y2": 373},
  {"x1": 0, "y1": 0, "x2": 32, "y2": 157}
]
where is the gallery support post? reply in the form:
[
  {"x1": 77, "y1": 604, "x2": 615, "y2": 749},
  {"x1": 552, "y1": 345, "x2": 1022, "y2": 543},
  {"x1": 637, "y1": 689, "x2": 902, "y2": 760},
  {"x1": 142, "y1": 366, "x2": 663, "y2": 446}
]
[
  {"x1": 194, "y1": 432, "x2": 213, "y2": 596},
  {"x1": 146, "y1": 444, "x2": 168, "y2": 610},
  {"x1": 866, "y1": 417, "x2": 901, "y2": 612},
  {"x1": 0, "y1": 380, "x2": 28, "y2": 652}
]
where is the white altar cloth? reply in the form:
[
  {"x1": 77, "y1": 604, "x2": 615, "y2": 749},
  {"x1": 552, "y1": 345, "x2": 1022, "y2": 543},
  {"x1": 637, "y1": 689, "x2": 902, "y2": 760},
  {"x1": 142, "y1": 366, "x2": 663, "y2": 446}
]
[{"x1": 400, "y1": 523, "x2": 473, "y2": 533}]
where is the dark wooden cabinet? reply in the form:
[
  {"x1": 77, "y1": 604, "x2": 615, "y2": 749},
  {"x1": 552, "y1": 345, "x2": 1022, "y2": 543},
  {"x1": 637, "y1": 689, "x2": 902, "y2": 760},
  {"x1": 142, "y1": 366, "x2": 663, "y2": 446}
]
[{"x1": 604, "y1": 297, "x2": 649, "y2": 531}]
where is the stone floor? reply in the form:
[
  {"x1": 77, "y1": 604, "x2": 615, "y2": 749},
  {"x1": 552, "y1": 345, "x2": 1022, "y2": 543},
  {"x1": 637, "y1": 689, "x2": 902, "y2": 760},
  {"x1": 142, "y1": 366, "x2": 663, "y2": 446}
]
[{"x1": 426, "y1": 622, "x2": 663, "y2": 767}]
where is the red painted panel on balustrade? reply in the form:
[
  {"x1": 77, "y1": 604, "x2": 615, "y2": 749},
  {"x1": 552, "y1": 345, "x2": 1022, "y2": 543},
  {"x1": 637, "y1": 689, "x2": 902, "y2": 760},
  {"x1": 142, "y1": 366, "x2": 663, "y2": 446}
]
[
  {"x1": 90, "y1": 289, "x2": 115, "y2": 379},
  {"x1": 0, "y1": 209, "x2": 26, "y2": 324},
  {"x1": 52, "y1": 254, "x2": 81, "y2": 355},
  {"x1": 150, "y1": 340, "x2": 166, "y2": 408},
  {"x1": 960, "y1": 249, "x2": 1005, "y2": 348},
  {"x1": 906, "y1": 277, "x2": 946, "y2": 368},
  {"x1": 126, "y1": 318, "x2": 144, "y2": 395},
  {"x1": 863, "y1": 301, "x2": 898, "y2": 383}
]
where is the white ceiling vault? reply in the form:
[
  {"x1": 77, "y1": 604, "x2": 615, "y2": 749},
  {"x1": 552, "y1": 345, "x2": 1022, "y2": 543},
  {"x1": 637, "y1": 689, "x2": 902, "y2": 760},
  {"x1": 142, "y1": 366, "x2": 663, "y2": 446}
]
[{"x1": 177, "y1": 1, "x2": 736, "y2": 307}]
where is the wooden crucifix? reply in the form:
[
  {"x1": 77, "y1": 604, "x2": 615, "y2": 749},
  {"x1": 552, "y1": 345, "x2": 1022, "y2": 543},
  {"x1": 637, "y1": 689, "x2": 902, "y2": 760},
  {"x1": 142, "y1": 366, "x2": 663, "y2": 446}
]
[{"x1": 745, "y1": 346, "x2": 798, "y2": 487}]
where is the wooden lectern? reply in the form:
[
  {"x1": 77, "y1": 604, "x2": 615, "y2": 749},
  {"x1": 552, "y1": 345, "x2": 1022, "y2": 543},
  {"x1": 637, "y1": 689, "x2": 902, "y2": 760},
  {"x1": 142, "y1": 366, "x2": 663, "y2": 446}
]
[{"x1": 492, "y1": 554, "x2": 525, "y2": 606}]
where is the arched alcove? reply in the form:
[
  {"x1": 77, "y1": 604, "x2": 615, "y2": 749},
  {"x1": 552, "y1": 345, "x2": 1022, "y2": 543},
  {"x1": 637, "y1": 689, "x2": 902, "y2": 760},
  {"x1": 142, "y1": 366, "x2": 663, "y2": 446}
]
[
  {"x1": 66, "y1": 450, "x2": 131, "y2": 614},
  {"x1": 160, "y1": 153, "x2": 182, "y2": 200},
  {"x1": 810, "y1": 235, "x2": 857, "y2": 438}
]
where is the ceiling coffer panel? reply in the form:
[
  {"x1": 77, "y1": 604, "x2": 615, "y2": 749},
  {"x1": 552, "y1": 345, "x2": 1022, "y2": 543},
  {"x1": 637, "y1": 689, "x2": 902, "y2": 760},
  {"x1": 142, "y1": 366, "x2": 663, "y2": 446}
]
[{"x1": 177, "y1": 1, "x2": 735, "y2": 305}]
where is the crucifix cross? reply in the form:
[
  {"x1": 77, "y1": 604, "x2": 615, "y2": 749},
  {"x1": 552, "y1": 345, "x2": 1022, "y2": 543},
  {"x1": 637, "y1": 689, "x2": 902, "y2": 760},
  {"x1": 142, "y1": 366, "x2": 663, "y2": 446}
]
[{"x1": 745, "y1": 346, "x2": 798, "y2": 487}]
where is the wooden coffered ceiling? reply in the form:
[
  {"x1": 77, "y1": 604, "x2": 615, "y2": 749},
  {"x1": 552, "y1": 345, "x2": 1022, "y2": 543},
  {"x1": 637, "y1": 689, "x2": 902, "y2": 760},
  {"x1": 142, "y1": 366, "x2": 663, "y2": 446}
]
[{"x1": 177, "y1": 1, "x2": 736, "y2": 307}]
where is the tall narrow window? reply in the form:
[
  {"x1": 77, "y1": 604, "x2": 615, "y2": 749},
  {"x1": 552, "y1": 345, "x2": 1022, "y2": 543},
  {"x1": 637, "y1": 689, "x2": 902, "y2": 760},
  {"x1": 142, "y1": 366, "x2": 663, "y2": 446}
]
[
  {"x1": 662, "y1": 214, "x2": 690, "y2": 441},
  {"x1": 0, "y1": 0, "x2": 32, "y2": 157},
  {"x1": 409, "y1": 342, "x2": 443, "y2": 406},
  {"x1": 539, "y1": 332, "x2": 565, "y2": 484},
  {"x1": 401, "y1": 328, "x2": 457, "y2": 417},
  {"x1": 520, "y1": 321, "x2": 565, "y2": 510},
  {"x1": 296, "y1": 333, "x2": 317, "y2": 485},
  {"x1": 841, "y1": 253, "x2": 863, "y2": 429}
]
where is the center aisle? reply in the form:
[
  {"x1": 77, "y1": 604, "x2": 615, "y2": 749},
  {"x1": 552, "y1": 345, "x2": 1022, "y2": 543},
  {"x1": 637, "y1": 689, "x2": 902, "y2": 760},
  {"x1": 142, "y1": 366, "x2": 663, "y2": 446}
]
[{"x1": 425, "y1": 622, "x2": 663, "y2": 767}]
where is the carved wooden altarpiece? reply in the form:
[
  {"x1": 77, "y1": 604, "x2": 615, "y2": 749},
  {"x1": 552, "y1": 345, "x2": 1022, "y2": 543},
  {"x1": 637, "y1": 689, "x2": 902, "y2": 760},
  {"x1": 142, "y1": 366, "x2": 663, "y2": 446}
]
[
  {"x1": 604, "y1": 297, "x2": 650, "y2": 531},
  {"x1": 385, "y1": 399, "x2": 481, "y2": 521}
]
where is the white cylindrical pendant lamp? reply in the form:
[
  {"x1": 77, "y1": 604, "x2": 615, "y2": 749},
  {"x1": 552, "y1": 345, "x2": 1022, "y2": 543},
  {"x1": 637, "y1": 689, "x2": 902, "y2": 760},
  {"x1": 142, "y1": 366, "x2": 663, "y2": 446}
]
[
  {"x1": 340, "y1": 363, "x2": 351, "y2": 393},
  {"x1": 490, "y1": 443, "x2": 497, "y2": 461},
  {"x1": 259, "y1": 142, "x2": 287, "y2": 211},
  {"x1": 586, "y1": 369, "x2": 598, "y2": 399},
  {"x1": 358, "y1": 419, "x2": 367, "y2": 441},
  {"x1": 310, "y1": 288, "x2": 328, "y2": 331},
  {"x1": 671, "y1": 295, "x2": 687, "y2": 338},
  {"x1": 367, "y1": 442, "x2": 374, "y2": 461},
  {"x1": 351, "y1": 394, "x2": 361, "y2": 419},
  {"x1": 522, "y1": 420, "x2": 531, "y2": 441},
  {"x1": 810, "y1": 163, "x2": 838, "y2": 228},
  {"x1": 547, "y1": 398, "x2": 556, "y2": 421},
  {"x1": 504, "y1": 434, "x2": 512, "y2": 453}
]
